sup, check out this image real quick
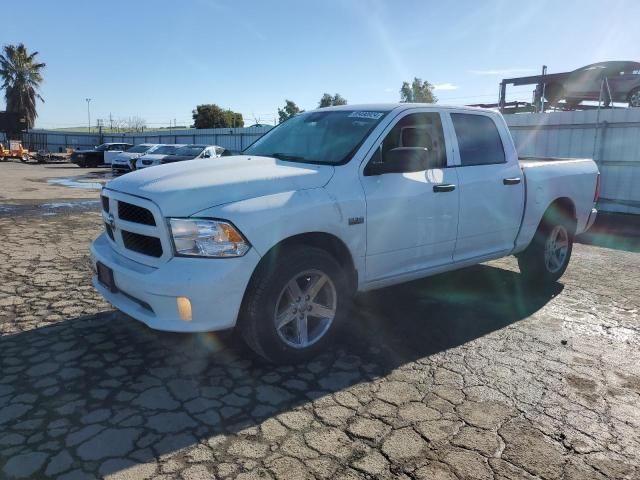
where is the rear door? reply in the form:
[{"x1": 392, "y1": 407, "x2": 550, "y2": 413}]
[
  {"x1": 361, "y1": 109, "x2": 460, "y2": 282},
  {"x1": 448, "y1": 112, "x2": 524, "y2": 262}
]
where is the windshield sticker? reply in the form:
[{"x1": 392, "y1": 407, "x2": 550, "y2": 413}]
[{"x1": 348, "y1": 111, "x2": 384, "y2": 120}]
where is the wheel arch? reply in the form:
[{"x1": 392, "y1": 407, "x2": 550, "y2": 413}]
[
  {"x1": 542, "y1": 197, "x2": 577, "y2": 233},
  {"x1": 627, "y1": 86, "x2": 640, "y2": 103},
  {"x1": 249, "y1": 231, "x2": 358, "y2": 293}
]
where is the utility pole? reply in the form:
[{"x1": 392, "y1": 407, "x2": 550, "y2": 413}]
[
  {"x1": 85, "y1": 98, "x2": 92, "y2": 134},
  {"x1": 109, "y1": 113, "x2": 113, "y2": 132}
]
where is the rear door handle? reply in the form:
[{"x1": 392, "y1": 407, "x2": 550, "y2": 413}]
[
  {"x1": 503, "y1": 177, "x2": 521, "y2": 185},
  {"x1": 433, "y1": 184, "x2": 456, "y2": 193}
]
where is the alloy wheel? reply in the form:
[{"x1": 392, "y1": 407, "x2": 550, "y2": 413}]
[
  {"x1": 274, "y1": 269, "x2": 337, "y2": 349},
  {"x1": 544, "y1": 225, "x2": 569, "y2": 273}
]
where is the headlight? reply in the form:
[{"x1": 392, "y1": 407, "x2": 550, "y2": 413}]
[{"x1": 169, "y1": 218, "x2": 250, "y2": 257}]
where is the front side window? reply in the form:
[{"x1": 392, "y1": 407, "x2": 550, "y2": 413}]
[
  {"x1": 451, "y1": 113, "x2": 505, "y2": 166},
  {"x1": 152, "y1": 145, "x2": 177, "y2": 155},
  {"x1": 244, "y1": 110, "x2": 388, "y2": 165},
  {"x1": 378, "y1": 112, "x2": 446, "y2": 169},
  {"x1": 174, "y1": 146, "x2": 206, "y2": 157}
]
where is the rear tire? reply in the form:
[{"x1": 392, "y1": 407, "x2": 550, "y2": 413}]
[
  {"x1": 20, "y1": 153, "x2": 29, "y2": 163},
  {"x1": 518, "y1": 211, "x2": 575, "y2": 285},
  {"x1": 239, "y1": 246, "x2": 350, "y2": 363}
]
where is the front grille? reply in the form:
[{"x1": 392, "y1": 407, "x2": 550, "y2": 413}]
[
  {"x1": 118, "y1": 201, "x2": 155, "y2": 226},
  {"x1": 101, "y1": 195, "x2": 109, "y2": 212},
  {"x1": 104, "y1": 223, "x2": 114, "y2": 240},
  {"x1": 122, "y1": 231, "x2": 163, "y2": 257}
]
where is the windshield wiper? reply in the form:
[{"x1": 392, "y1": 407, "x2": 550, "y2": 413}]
[{"x1": 268, "y1": 152, "x2": 308, "y2": 162}]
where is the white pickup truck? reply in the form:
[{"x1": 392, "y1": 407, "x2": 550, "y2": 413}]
[{"x1": 91, "y1": 104, "x2": 599, "y2": 362}]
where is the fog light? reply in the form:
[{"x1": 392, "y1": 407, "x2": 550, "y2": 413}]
[{"x1": 177, "y1": 297, "x2": 192, "y2": 321}]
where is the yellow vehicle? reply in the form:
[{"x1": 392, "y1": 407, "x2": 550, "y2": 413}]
[{"x1": 0, "y1": 140, "x2": 30, "y2": 162}]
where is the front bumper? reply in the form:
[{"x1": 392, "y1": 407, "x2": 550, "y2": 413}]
[{"x1": 90, "y1": 233, "x2": 261, "y2": 332}]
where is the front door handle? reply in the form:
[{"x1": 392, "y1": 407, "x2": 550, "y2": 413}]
[
  {"x1": 433, "y1": 184, "x2": 456, "y2": 193},
  {"x1": 503, "y1": 177, "x2": 521, "y2": 185}
]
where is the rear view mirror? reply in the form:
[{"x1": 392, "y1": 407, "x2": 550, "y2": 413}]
[{"x1": 367, "y1": 147, "x2": 430, "y2": 175}]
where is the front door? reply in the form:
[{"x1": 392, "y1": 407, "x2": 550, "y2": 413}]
[{"x1": 361, "y1": 111, "x2": 460, "y2": 283}]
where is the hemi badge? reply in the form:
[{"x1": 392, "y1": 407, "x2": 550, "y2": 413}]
[{"x1": 348, "y1": 217, "x2": 365, "y2": 226}]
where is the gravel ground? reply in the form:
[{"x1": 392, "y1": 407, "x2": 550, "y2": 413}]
[{"x1": 0, "y1": 165, "x2": 639, "y2": 479}]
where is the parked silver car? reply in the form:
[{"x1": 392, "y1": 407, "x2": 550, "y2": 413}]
[
  {"x1": 546, "y1": 61, "x2": 640, "y2": 107},
  {"x1": 134, "y1": 144, "x2": 185, "y2": 170},
  {"x1": 111, "y1": 144, "x2": 159, "y2": 174}
]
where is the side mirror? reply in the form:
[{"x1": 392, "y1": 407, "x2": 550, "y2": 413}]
[
  {"x1": 367, "y1": 147, "x2": 430, "y2": 175},
  {"x1": 202, "y1": 151, "x2": 211, "y2": 158}
]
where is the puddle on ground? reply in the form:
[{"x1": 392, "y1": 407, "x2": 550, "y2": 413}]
[
  {"x1": 0, "y1": 200, "x2": 100, "y2": 218},
  {"x1": 46, "y1": 171, "x2": 113, "y2": 190},
  {"x1": 47, "y1": 178, "x2": 104, "y2": 190}
]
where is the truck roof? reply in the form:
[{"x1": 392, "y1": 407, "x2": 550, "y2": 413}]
[{"x1": 316, "y1": 103, "x2": 497, "y2": 114}]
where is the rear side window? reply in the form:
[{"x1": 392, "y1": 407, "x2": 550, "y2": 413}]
[{"x1": 451, "y1": 113, "x2": 505, "y2": 166}]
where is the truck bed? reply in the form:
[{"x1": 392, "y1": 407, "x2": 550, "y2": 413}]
[{"x1": 513, "y1": 155, "x2": 599, "y2": 253}]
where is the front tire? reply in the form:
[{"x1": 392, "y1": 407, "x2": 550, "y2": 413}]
[
  {"x1": 240, "y1": 246, "x2": 350, "y2": 363},
  {"x1": 518, "y1": 213, "x2": 574, "y2": 285}
]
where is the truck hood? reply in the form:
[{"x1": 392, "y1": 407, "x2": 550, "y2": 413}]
[{"x1": 106, "y1": 155, "x2": 335, "y2": 216}]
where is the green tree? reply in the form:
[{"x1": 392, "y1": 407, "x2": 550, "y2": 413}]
[
  {"x1": 399, "y1": 78, "x2": 437, "y2": 103},
  {"x1": 318, "y1": 93, "x2": 348, "y2": 108},
  {"x1": 0, "y1": 43, "x2": 46, "y2": 130},
  {"x1": 223, "y1": 110, "x2": 244, "y2": 128},
  {"x1": 191, "y1": 104, "x2": 244, "y2": 128},
  {"x1": 278, "y1": 99, "x2": 303, "y2": 123}
]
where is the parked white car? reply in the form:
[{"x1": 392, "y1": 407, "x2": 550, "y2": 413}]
[
  {"x1": 158, "y1": 144, "x2": 225, "y2": 165},
  {"x1": 92, "y1": 104, "x2": 599, "y2": 362},
  {"x1": 111, "y1": 144, "x2": 159, "y2": 174},
  {"x1": 134, "y1": 144, "x2": 185, "y2": 170}
]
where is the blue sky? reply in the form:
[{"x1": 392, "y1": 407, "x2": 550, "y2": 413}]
[{"x1": 4, "y1": 0, "x2": 638, "y2": 128}]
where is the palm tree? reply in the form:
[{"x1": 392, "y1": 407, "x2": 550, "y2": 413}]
[{"x1": 0, "y1": 43, "x2": 46, "y2": 130}]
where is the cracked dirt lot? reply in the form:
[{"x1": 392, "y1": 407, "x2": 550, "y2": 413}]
[{"x1": 1, "y1": 165, "x2": 640, "y2": 479}]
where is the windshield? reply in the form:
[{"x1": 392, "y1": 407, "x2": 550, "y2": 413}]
[
  {"x1": 128, "y1": 144, "x2": 152, "y2": 154},
  {"x1": 244, "y1": 110, "x2": 387, "y2": 164},
  {"x1": 95, "y1": 144, "x2": 108, "y2": 151},
  {"x1": 173, "y1": 145, "x2": 205, "y2": 156},
  {"x1": 150, "y1": 145, "x2": 178, "y2": 155}
]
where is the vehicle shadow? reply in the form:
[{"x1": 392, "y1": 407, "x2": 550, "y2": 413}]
[{"x1": 0, "y1": 264, "x2": 561, "y2": 478}]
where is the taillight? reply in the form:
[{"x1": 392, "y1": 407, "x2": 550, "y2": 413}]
[{"x1": 593, "y1": 173, "x2": 600, "y2": 202}]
